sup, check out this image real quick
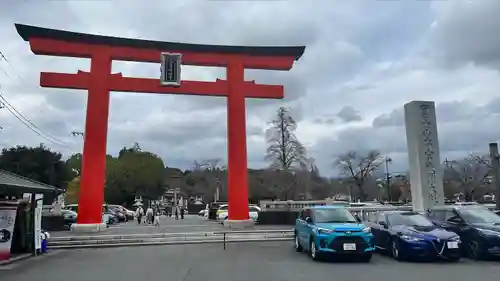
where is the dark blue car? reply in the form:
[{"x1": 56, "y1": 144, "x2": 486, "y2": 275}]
[
  {"x1": 368, "y1": 211, "x2": 461, "y2": 261},
  {"x1": 428, "y1": 205, "x2": 500, "y2": 260}
]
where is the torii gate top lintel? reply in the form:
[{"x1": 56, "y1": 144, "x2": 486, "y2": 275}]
[{"x1": 15, "y1": 23, "x2": 305, "y2": 70}]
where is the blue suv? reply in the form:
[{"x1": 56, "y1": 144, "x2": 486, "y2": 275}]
[{"x1": 294, "y1": 205, "x2": 375, "y2": 261}]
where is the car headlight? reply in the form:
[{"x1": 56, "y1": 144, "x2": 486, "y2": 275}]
[
  {"x1": 317, "y1": 228, "x2": 333, "y2": 235},
  {"x1": 400, "y1": 235, "x2": 424, "y2": 242},
  {"x1": 363, "y1": 227, "x2": 371, "y2": 233},
  {"x1": 477, "y1": 228, "x2": 500, "y2": 237}
]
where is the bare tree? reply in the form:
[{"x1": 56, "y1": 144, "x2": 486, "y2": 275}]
[
  {"x1": 191, "y1": 158, "x2": 226, "y2": 201},
  {"x1": 265, "y1": 107, "x2": 307, "y2": 170},
  {"x1": 444, "y1": 155, "x2": 491, "y2": 201},
  {"x1": 334, "y1": 150, "x2": 384, "y2": 201}
]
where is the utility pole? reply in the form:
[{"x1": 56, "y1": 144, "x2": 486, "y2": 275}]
[
  {"x1": 0, "y1": 102, "x2": 4, "y2": 129},
  {"x1": 489, "y1": 143, "x2": 500, "y2": 210},
  {"x1": 215, "y1": 180, "x2": 220, "y2": 202},
  {"x1": 385, "y1": 157, "x2": 392, "y2": 202}
]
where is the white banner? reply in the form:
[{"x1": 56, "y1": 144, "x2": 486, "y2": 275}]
[
  {"x1": 34, "y1": 195, "x2": 43, "y2": 251},
  {"x1": 0, "y1": 203, "x2": 18, "y2": 261}
]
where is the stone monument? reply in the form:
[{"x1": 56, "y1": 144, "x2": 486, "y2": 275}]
[{"x1": 404, "y1": 101, "x2": 444, "y2": 212}]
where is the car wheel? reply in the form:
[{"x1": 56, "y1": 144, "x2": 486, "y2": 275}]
[
  {"x1": 310, "y1": 238, "x2": 321, "y2": 261},
  {"x1": 391, "y1": 240, "x2": 403, "y2": 261},
  {"x1": 466, "y1": 240, "x2": 486, "y2": 260},
  {"x1": 294, "y1": 234, "x2": 303, "y2": 252},
  {"x1": 359, "y1": 253, "x2": 372, "y2": 262}
]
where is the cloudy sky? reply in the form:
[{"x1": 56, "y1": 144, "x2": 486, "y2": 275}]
[{"x1": 1, "y1": 0, "x2": 500, "y2": 177}]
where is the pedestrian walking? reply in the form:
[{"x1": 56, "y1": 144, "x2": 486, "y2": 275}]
[
  {"x1": 174, "y1": 206, "x2": 179, "y2": 220},
  {"x1": 154, "y1": 209, "x2": 160, "y2": 227},
  {"x1": 135, "y1": 206, "x2": 144, "y2": 224},
  {"x1": 146, "y1": 206, "x2": 154, "y2": 224},
  {"x1": 180, "y1": 207, "x2": 185, "y2": 220}
]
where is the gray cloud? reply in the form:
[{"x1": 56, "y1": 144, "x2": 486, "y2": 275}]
[
  {"x1": 337, "y1": 106, "x2": 362, "y2": 123},
  {"x1": 425, "y1": 1, "x2": 500, "y2": 69},
  {"x1": 1, "y1": 0, "x2": 500, "y2": 177}
]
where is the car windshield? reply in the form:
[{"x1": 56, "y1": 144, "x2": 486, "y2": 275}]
[
  {"x1": 387, "y1": 213, "x2": 434, "y2": 227},
  {"x1": 314, "y1": 208, "x2": 357, "y2": 223},
  {"x1": 459, "y1": 208, "x2": 500, "y2": 224}
]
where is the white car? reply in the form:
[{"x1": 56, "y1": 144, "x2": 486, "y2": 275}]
[{"x1": 216, "y1": 204, "x2": 261, "y2": 223}]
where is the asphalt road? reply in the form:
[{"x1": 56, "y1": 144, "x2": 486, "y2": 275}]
[{"x1": 1, "y1": 241, "x2": 499, "y2": 281}]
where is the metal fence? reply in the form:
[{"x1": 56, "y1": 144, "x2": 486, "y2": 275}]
[{"x1": 48, "y1": 229, "x2": 295, "y2": 250}]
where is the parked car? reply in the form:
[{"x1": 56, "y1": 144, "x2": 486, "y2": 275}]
[
  {"x1": 218, "y1": 205, "x2": 261, "y2": 223},
  {"x1": 61, "y1": 209, "x2": 78, "y2": 226},
  {"x1": 66, "y1": 204, "x2": 128, "y2": 221},
  {"x1": 427, "y1": 205, "x2": 500, "y2": 260},
  {"x1": 108, "y1": 205, "x2": 135, "y2": 220},
  {"x1": 208, "y1": 202, "x2": 228, "y2": 220},
  {"x1": 104, "y1": 210, "x2": 118, "y2": 225},
  {"x1": 105, "y1": 205, "x2": 127, "y2": 222},
  {"x1": 368, "y1": 211, "x2": 461, "y2": 262},
  {"x1": 294, "y1": 205, "x2": 375, "y2": 262}
]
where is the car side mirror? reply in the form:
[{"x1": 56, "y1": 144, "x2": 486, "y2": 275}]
[
  {"x1": 379, "y1": 221, "x2": 388, "y2": 228},
  {"x1": 305, "y1": 217, "x2": 313, "y2": 224},
  {"x1": 354, "y1": 214, "x2": 362, "y2": 223}
]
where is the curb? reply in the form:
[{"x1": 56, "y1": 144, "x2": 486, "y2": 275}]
[{"x1": 0, "y1": 253, "x2": 33, "y2": 266}]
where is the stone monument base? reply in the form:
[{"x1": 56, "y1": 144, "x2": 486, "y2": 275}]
[
  {"x1": 70, "y1": 223, "x2": 108, "y2": 233},
  {"x1": 223, "y1": 219, "x2": 255, "y2": 229}
]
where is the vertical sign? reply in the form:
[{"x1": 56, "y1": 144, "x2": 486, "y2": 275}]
[
  {"x1": 0, "y1": 202, "x2": 18, "y2": 261},
  {"x1": 160, "y1": 52, "x2": 182, "y2": 86},
  {"x1": 34, "y1": 194, "x2": 43, "y2": 252}
]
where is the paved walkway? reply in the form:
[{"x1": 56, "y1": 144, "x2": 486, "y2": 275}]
[
  {"x1": 1, "y1": 241, "x2": 499, "y2": 281},
  {"x1": 50, "y1": 215, "x2": 290, "y2": 237}
]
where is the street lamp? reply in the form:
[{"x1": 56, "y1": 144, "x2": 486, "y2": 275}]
[{"x1": 385, "y1": 157, "x2": 393, "y2": 202}]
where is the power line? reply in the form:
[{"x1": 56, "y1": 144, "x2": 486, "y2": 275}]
[
  {"x1": 0, "y1": 51, "x2": 74, "y2": 151},
  {"x1": 0, "y1": 52, "x2": 24, "y2": 82},
  {"x1": 0, "y1": 92, "x2": 69, "y2": 147}
]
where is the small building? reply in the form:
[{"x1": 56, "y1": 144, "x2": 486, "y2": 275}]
[{"x1": 0, "y1": 169, "x2": 62, "y2": 261}]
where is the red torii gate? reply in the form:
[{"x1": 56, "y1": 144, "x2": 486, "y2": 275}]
[{"x1": 16, "y1": 24, "x2": 304, "y2": 229}]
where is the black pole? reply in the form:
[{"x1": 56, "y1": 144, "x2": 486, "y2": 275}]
[
  {"x1": 489, "y1": 143, "x2": 500, "y2": 210},
  {"x1": 386, "y1": 157, "x2": 391, "y2": 202}
]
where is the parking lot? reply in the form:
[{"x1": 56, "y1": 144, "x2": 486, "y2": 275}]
[
  {"x1": 1, "y1": 241, "x2": 499, "y2": 281},
  {"x1": 1, "y1": 215, "x2": 498, "y2": 281}
]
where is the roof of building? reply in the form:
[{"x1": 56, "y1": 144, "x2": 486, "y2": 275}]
[
  {"x1": 15, "y1": 24, "x2": 306, "y2": 60},
  {"x1": 0, "y1": 169, "x2": 63, "y2": 194}
]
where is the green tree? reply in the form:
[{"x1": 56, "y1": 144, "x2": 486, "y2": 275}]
[
  {"x1": 66, "y1": 153, "x2": 83, "y2": 177},
  {"x1": 65, "y1": 176, "x2": 80, "y2": 204},
  {"x1": 102, "y1": 144, "x2": 165, "y2": 205},
  {"x1": 0, "y1": 144, "x2": 72, "y2": 203}
]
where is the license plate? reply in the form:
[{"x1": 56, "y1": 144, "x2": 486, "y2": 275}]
[
  {"x1": 343, "y1": 243, "x2": 356, "y2": 251},
  {"x1": 447, "y1": 241, "x2": 459, "y2": 249}
]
